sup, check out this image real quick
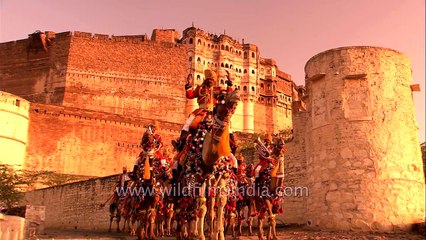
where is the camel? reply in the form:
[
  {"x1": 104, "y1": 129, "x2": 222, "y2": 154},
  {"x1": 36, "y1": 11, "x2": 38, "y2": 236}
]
[
  {"x1": 250, "y1": 136, "x2": 287, "y2": 240},
  {"x1": 172, "y1": 88, "x2": 240, "y2": 240}
]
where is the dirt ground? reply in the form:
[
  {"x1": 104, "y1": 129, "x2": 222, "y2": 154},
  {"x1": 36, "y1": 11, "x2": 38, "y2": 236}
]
[{"x1": 33, "y1": 226, "x2": 425, "y2": 240}]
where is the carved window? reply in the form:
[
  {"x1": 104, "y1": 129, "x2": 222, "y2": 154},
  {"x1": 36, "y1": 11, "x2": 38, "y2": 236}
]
[
  {"x1": 226, "y1": 46, "x2": 229, "y2": 51},
  {"x1": 244, "y1": 52, "x2": 248, "y2": 59},
  {"x1": 189, "y1": 38, "x2": 193, "y2": 44},
  {"x1": 189, "y1": 56, "x2": 192, "y2": 62},
  {"x1": 243, "y1": 86, "x2": 247, "y2": 92},
  {"x1": 244, "y1": 69, "x2": 247, "y2": 74},
  {"x1": 197, "y1": 39, "x2": 202, "y2": 45},
  {"x1": 225, "y1": 63, "x2": 229, "y2": 68},
  {"x1": 252, "y1": 52, "x2": 255, "y2": 58}
]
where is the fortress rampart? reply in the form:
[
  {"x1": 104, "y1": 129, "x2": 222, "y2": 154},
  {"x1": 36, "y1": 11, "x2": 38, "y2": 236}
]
[
  {"x1": 296, "y1": 46, "x2": 425, "y2": 230},
  {"x1": 26, "y1": 103, "x2": 181, "y2": 176},
  {"x1": 0, "y1": 92, "x2": 30, "y2": 169}
]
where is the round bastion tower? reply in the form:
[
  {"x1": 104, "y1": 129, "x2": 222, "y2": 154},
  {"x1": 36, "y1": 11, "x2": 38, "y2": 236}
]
[
  {"x1": 0, "y1": 91, "x2": 30, "y2": 169},
  {"x1": 303, "y1": 47, "x2": 425, "y2": 231}
]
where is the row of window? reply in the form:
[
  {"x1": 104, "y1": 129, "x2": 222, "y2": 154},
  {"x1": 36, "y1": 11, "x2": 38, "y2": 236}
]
[
  {"x1": 186, "y1": 38, "x2": 257, "y2": 59},
  {"x1": 190, "y1": 56, "x2": 256, "y2": 75}
]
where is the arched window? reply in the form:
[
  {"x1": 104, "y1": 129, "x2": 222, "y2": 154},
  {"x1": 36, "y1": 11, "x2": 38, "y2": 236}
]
[
  {"x1": 226, "y1": 46, "x2": 229, "y2": 51},
  {"x1": 197, "y1": 39, "x2": 202, "y2": 45},
  {"x1": 221, "y1": 63, "x2": 224, "y2": 67},
  {"x1": 251, "y1": 70, "x2": 255, "y2": 74},
  {"x1": 261, "y1": 83, "x2": 264, "y2": 89},
  {"x1": 197, "y1": 57, "x2": 201, "y2": 63},
  {"x1": 244, "y1": 52, "x2": 248, "y2": 59},
  {"x1": 252, "y1": 52, "x2": 255, "y2": 58},
  {"x1": 243, "y1": 86, "x2": 247, "y2": 92},
  {"x1": 230, "y1": 64, "x2": 233, "y2": 69},
  {"x1": 251, "y1": 86, "x2": 255, "y2": 92},
  {"x1": 267, "y1": 84, "x2": 271, "y2": 90},
  {"x1": 221, "y1": 45, "x2": 225, "y2": 50},
  {"x1": 244, "y1": 69, "x2": 247, "y2": 74},
  {"x1": 225, "y1": 63, "x2": 229, "y2": 68},
  {"x1": 189, "y1": 38, "x2": 193, "y2": 44},
  {"x1": 197, "y1": 75, "x2": 201, "y2": 80},
  {"x1": 220, "y1": 79, "x2": 224, "y2": 84},
  {"x1": 208, "y1": 44, "x2": 210, "y2": 48},
  {"x1": 189, "y1": 56, "x2": 192, "y2": 62}
]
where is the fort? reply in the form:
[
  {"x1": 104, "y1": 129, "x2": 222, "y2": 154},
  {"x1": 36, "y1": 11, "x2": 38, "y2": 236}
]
[
  {"x1": 0, "y1": 26, "x2": 424, "y2": 232},
  {"x1": 0, "y1": 27, "x2": 293, "y2": 177}
]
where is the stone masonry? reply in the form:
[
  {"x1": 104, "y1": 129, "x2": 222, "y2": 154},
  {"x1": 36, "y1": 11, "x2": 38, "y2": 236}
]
[
  {"x1": 298, "y1": 46, "x2": 425, "y2": 230},
  {"x1": 0, "y1": 27, "x2": 293, "y2": 177}
]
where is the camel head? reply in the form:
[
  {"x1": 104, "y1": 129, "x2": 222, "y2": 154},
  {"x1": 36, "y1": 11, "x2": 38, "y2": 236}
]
[{"x1": 214, "y1": 89, "x2": 240, "y2": 121}]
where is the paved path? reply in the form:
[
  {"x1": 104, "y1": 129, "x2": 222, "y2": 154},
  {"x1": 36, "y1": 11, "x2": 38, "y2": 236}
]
[{"x1": 32, "y1": 227, "x2": 424, "y2": 240}]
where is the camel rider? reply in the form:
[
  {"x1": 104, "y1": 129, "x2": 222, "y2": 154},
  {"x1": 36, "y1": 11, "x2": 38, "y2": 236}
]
[
  {"x1": 132, "y1": 124, "x2": 164, "y2": 180},
  {"x1": 252, "y1": 134, "x2": 274, "y2": 179},
  {"x1": 118, "y1": 166, "x2": 131, "y2": 188},
  {"x1": 172, "y1": 69, "x2": 234, "y2": 151}
]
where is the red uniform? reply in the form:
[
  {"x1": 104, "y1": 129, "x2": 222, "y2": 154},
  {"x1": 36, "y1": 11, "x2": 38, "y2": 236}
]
[{"x1": 186, "y1": 85, "x2": 233, "y2": 113}]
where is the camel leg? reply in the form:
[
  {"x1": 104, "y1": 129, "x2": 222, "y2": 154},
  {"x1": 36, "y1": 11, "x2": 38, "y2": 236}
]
[
  {"x1": 193, "y1": 217, "x2": 198, "y2": 237},
  {"x1": 116, "y1": 214, "x2": 122, "y2": 233},
  {"x1": 197, "y1": 197, "x2": 207, "y2": 240},
  {"x1": 208, "y1": 196, "x2": 216, "y2": 239},
  {"x1": 130, "y1": 214, "x2": 137, "y2": 236},
  {"x1": 166, "y1": 206, "x2": 174, "y2": 236},
  {"x1": 258, "y1": 216, "x2": 265, "y2": 240},
  {"x1": 148, "y1": 208, "x2": 156, "y2": 240},
  {"x1": 108, "y1": 215, "x2": 114, "y2": 232},
  {"x1": 228, "y1": 212, "x2": 236, "y2": 238},
  {"x1": 215, "y1": 182, "x2": 228, "y2": 240},
  {"x1": 247, "y1": 201, "x2": 255, "y2": 236},
  {"x1": 264, "y1": 199, "x2": 277, "y2": 240},
  {"x1": 108, "y1": 203, "x2": 116, "y2": 232}
]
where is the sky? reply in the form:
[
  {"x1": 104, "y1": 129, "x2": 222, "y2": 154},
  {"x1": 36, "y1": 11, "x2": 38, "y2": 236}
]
[{"x1": 0, "y1": 0, "x2": 424, "y2": 142}]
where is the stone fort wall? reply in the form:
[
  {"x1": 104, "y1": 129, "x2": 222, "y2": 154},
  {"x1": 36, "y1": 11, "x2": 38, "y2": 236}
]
[
  {"x1": 26, "y1": 103, "x2": 181, "y2": 176},
  {"x1": 0, "y1": 92, "x2": 30, "y2": 169},
  {"x1": 22, "y1": 175, "x2": 118, "y2": 231}
]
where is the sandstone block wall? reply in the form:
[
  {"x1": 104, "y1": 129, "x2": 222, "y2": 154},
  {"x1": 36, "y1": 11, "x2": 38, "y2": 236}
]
[
  {"x1": 64, "y1": 32, "x2": 188, "y2": 124},
  {"x1": 22, "y1": 175, "x2": 118, "y2": 231},
  {"x1": 0, "y1": 32, "x2": 71, "y2": 104},
  {"x1": 282, "y1": 112, "x2": 308, "y2": 224},
  {"x1": 0, "y1": 92, "x2": 30, "y2": 168},
  {"x1": 26, "y1": 103, "x2": 180, "y2": 177},
  {"x1": 303, "y1": 46, "x2": 425, "y2": 231}
]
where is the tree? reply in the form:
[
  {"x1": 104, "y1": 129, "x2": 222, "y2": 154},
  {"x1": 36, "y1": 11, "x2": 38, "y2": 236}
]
[
  {"x1": 0, "y1": 164, "x2": 32, "y2": 209},
  {"x1": 0, "y1": 163, "x2": 75, "y2": 209}
]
